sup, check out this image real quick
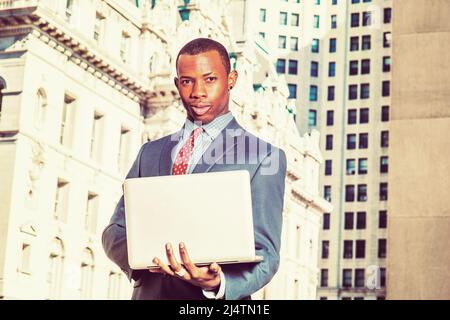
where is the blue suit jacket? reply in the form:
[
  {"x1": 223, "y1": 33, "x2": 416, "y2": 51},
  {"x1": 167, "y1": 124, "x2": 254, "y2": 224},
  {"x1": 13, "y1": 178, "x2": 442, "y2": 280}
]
[{"x1": 102, "y1": 118, "x2": 287, "y2": 300}]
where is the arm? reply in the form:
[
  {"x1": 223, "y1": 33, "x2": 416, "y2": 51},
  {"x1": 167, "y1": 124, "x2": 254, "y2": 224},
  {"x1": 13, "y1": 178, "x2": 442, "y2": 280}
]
[{"x1": 222, "y1": 148, "x2": 287, "y2": 300}]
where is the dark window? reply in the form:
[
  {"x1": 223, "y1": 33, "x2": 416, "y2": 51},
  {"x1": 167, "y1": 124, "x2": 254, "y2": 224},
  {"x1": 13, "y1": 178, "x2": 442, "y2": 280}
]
[
  {"x1": 343, "y1": 269, "x2": 352, "y2": 287},
  {"x1": 383, "y1": 32, "x2": 391, "y2": 48},
  {"x1": 331, "y1": 15, "x2": 337, "y2": 29},
  {"x1": 346, "y1": 159, "x2": 356, "y2": 175},
  {"x1": 361, "y1": 59, "x2": 370, "y2": 74},
  {"x1": 311, "y1": 61, "x2": 319, "y2": 77},
  {"x1": 362, "y1": 35, "x2": 371, "y2": 50},
  {"x1": 348, "y1": 109, "x2": 357, "y2": 124},
  {"x1": 329, "y1": 38, "x2": 337, "y2": 53},
  {"x1": 356, "y1": 240, "x2": 365, "y2": 259},
  {"x1": 288, "y1": 84, "x2": 297, "y2": 99},
  {"x1": 309, "y1": 109, "x2": 317, "y2": 126},
  {"x1": 358, "y1": 158, "x2": 368, "y2": 174},
  {"x1": 312, "y1": 38, "x2": 320, "y2": 53},
  {"x1": 355, "y1": 269, "x2": 365, "y2": 287},
  {"x1": 344, "y1": 212, "x2": 354, "y2": 230},
  {"x1": 360, "y1": 83, "x2": 370, "y2": 99},
  {"x1": 279, "y1": 11, "x2": 288, "y2": 25},
  {"x1": 323, "y1": 213, "x2": 331, "y2": 230},
  {"x1": 347, "y1": 134, "x2": 356, "y2": 150},
  {"x1": 357, "y1": 184, "x2": 367, "y2": 202},
  {"x1": 288, "y1": 60, "x2": 298, "y2": 75},
  {"x1": 359, "y1": 133, "x2": 368, "y2": 149},
  {"x1": 322, "y1": 241, "x2": 329, "y2": 259},
  {"x1": 380, "y1": 268, "x2": 386, "y2": 287},
  {"x1": 380, "y1": 156, "x2": 388, "y2": 173},
  {"x1": 321, "y1": 269, "x2": 329, "y2": 287},
  {"x1": 356, "y1": 212, "x2": 366, "y2": 230},
  {"x1": 349, "y1": 60, "x2": 359, "y2": 76},
  {"x1": 362, "y1": 11, "x2": 371, "y2": 26},
  {"x1": 381, "y1": 130, "x2": 389, "y2": 147},
  {"x1": 326, "y1": 134, "x2": 333, "y2": 150},
  {"x1": 343, "y1": 240, "x2": 353, "y2": 258},
  {"x1": 384, "y1": 8, "x2": 392, "y2": 24},
  {"x1": 327, "y1": 86, "x2": 335, "y2": 101},
  {"x1": 349, "y1": 85, "x2": 358, "y2": 100},
  {"x1": 345, "y1": 185, "x2": 355, "y2": 202},
  {"x1": 350, "y1": 36, "x2": 359, "y2": 51},
  {"x1": 383, "y1": 56, "x2": 391, "y2": 72},
  {"x1": 360, "y1": 108, "x2": 369, "y2": 123},
  {"x1": 378, "y1": 239, "x2": 387, "y2": 258},
  {"x1": 379, "y1": 211, "x2": 387, "y2": 229},
  {"x1": 382, "y1": 81, "x2": 390, "y2": 97},
  {"x1": 325, "y1": 159, "x2": 332, "y2": 176},
  {"x1": 329, "y1": 62, "x2": 336, "y2": 77},
  {"x1": 381, "y1": 106, "x2": 389, "y2": 122},
  {"x1": 310, "y1": 85, "x2": 318, "y2": 101},
  {"x1": 351, "y1": 13, "x2": 359, "y2": 27},
  {"x1": 324, "y1": 185, "x2": 332, "y2": 202},
  {"x1": 380, "y1": 182, "x2": 388, "y2": 201},
  {"x1": 276, "y1": 59, "x2": 286, "y2": 73},
  {"x1": 327, "y1": 110, "x2": 334, "y2": 126}
]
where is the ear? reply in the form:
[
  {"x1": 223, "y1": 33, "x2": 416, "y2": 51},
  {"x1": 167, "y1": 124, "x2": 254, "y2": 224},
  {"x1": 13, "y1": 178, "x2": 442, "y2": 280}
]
[
  {"x1": 228, "y1": 70, "x2": 238, "y2": 90},
  {"x1": 174, "y1": 77, "x2": 179, "y2": 88}
]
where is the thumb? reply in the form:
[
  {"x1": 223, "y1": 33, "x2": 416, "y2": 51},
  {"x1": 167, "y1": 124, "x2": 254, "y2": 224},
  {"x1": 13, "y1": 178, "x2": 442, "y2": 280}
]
[{"x1": 209, "y1": 262, "x2": 220, "y2": 274}]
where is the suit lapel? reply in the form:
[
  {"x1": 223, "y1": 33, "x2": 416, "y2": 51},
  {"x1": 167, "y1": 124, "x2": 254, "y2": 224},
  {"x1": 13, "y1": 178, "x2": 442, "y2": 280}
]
[{"x1": 159, "y1": 130, "x2": 183, "y2": 176}]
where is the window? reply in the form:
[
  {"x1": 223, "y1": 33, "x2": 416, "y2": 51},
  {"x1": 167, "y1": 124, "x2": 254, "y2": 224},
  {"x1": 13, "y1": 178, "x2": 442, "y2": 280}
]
[
  {"x1": 352, "y1": 0, "x2": 360, "y2": 3},
  {"x1": 380, "y1": 268, "x2": 386, "y2": 287},
  {"x1": 331, "y1": 15, "x2": 337, "y2": 29},
  {"x1": 310, "y1": 85, "x2": 318, "y2": 102},
  {"x1": 120, "y1": 32, "x2": 130, "y2": 63},
  {"x1": 311, "y1": 61, "x2": 319, "y2": 77},
  {"x1": 350, "y1": 36, "x2": 359, "y2": 51},
  {"x1": 382, "y1": 106, "x2": 390, "y2": 121},
  {"x1": 34, "y1": 88, "x2": 48, "y2": 127},
  {"x1": 381, "y1": 130, "x2": 389, "y2": 147},
  {"x1": 360, "y1": 108, "x2": 369, "y2": 123},
  {"x1": 379, "y1": 211, "x2": 387, "y2": 228},
  {"x1": 314, "y1": 15, "x2": 320, "y2": 28},
  {"x1": 344, "y1": 212, "x2": 354, "y2": 230},
  {"x1": 332, "y1": 0, "x2": 337, "y2": 4},
  {"x1": 0, "y1": 78, "x2": 5, "y2": 119},
  {"x1": 108, "y1": 272, "x2": 122, "y2": 299},
  {"x1": 259, "y1": 8, "x2": 266, "y2": 22},
  {"x1": 327, "y1": 110, "x2": 334, "y2": 126},
  {"x1": 54, "y1": 179, "x2": 69, "y2": 221},
  {"x1": 329, "y1": 38, "x2": 336, "y2": 53},
  {"x1": 65, "y1": 0, "x2": 74, "y2": 22},
  {"x1": 48, "y1": 238, "x2": 64, "y2": 299},
  {"x1": 349, "y1": 85, "x2": 358, "y2": 100},
  {"x1": 380, "y1": 182, "x2": 388, "y2": 201},
  {"x1": 85, "y1": 192, "x2": 99, "y2": 233},
  {"x1": 357, "y1": 184, "x2": 367, "y2": 202},
  {"x1": 380, "y1": 156, "x2": 389, "y2": 173},
  {"x1": 347, "y1": 134, "x2": 356, "y2": 149},
  {"x1": 382, "y1": 81, "x2": 390, "y2": 97},
  {"x1": 361, "y1": 83, "x2": 370, "y2": 99},
  {"x1": 323, "y1": 213, "x2": 331, "y2": 230},
  {"x1": 80, "y1": 248, "x2": 94, "y2": 299},
  {"x1": 355, "y1": 269, "x2": 365, "y2": 287},
  {"x1": 90, "y1": 112, "x2": 104, "y2": 162},
  {"x1": 362, "y1": 11, "x2": 372, "y2": 26},
  {"x1": 351, "y1": 13, "x2": 359, "y2": 27},
  {"x1": 322, "y1": 241, "x2": 329, "y2": 259},
  {"x1": 118, "y1": 127, "x2": 131, "y2": 174},
  {"x1": 359, "y1": 133, "x2": 368, "y2": 149},
  {"x1": 20, "y1": 243, "x2": 32, "y2": 274},
  {"x1": 383, "y1": 32, "x2": 392, "y2": 48},
  {"x1": 325, "y1": 160, "x2": 332, "y2": 176},
  {"x1": 292, "y1": 13, "x2": 299, "y2": 26},
  {"x1": 349, "y1": 60, "x2": 358, "y2": 75},
  {"x1": 378, "y1": 239, "x2": 387, "y2": 258},
  {"x1": 321, "y1": 269, "x2": 329, "y2": 287},
  {"x1": 358, "y1": 158, "x2": 368, "y2": 174},
  {"x1": 312, "y1": 39, "x2": 320, "y2": 53},
  {"x1": 327, "y1": 86, "x2": 335, "y2": 101},
  {"x1": 276, "y1": 59, "x2": 286, "y2": 73},
  {"x1": 345, "y1": 185, "x2": 355, "y2": 202},
  {"x1": 356, "y1": 212, "x2": 366, "y2": 230},
  {"x1": 291, "y1": 37, "x2": 299, "y2": 51},
  {"x1": 361, "y1": 59, "x2": 370, "y2": 74},
  {"x1": 309, "y1": 109, "x2": 317, "y2": 126},
  {"x1": 384, "y1": 8, "x2": 392, "y2": 24},
  {"x1": 278, "y1": 35, "x2": 287, "y2": 49},
  {"x1": 355, "y1": 240, "x2": 366, "y2": 258},
  {"x1": 288, "y1": 60, "x2": 298, "y2": 74},
  {"x1": 279, "y1": 12, "x2": 287, "y2": 25},
  {"x1": 343, "y1": 240, "x2": 353, "y2": 258},
  {"x1": 94, "y1": 12, "x2": 105, "y2": 43},
  {"x1": 324, "y1": 185, "x2": 332, "y2": 202},
  {"x1": 60, "y1": 95, "x2": 75, "y2": 147},
  {"x1": 362, "y1": 35, "x2": 371, "y2": 50},
  {"x1": 326, "y1": 135, "x2": 333, "y2": 150},
  {"x1": 288, "y1": 84, "x2": 297, "y2": 99},
  {"x1": 259, "y1": 32, "x2": 265, "y2": 39},
  {"x1": 343, "y1": 269, "x2": 352, "y2": 287},
  {"x1": 383, "y1": 56, "x2": 391, "y2": 72},
  {"x1": 328, "y1": 62, "x2": 336, "y2": 77},
  {"x1": 346, "y1": 159, "x2": 356, "y2": 175}
]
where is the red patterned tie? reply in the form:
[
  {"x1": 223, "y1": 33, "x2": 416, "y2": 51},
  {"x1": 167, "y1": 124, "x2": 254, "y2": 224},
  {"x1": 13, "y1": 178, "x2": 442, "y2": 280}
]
[{"x1": 172, "y1": 127, "x2": 204, "y2": 175}]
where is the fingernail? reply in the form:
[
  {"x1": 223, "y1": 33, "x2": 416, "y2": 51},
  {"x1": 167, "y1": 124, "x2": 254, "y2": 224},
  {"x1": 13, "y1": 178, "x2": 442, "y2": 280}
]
[
  {"x1": 153, "y1": 258, "x2": 159, "y2": 264},
  {"x1": 180, "y1": 242, "x2": 185, "y2": 249},
  {"x1": 166, "y1": 243, "x2": 171, "y2": 250}
]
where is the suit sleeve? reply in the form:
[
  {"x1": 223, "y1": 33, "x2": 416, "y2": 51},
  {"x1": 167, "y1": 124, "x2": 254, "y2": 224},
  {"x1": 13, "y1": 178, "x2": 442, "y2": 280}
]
[
  {"x1": 102, "y1": 143, "x2": 147, "y2": 282},
  {"x1": 222, "y1": 148, "x2": 287, "y2": 300}
]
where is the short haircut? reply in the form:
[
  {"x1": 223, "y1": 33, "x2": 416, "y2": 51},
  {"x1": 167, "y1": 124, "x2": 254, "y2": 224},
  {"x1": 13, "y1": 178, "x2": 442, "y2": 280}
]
[{"x1": 175, "y1": 38, "x2": 231, "y2": 74}]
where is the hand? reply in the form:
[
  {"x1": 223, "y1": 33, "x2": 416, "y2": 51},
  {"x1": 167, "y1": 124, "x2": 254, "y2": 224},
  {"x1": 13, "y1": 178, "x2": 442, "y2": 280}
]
[{"x1": 149, "y1": 242, "x2": 222, "y2": 291}]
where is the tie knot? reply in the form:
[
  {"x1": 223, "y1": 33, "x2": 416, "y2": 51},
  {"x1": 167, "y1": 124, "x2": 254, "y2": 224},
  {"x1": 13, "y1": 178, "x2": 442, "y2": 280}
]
[{"x1": 192, "y1": 127, "x2": 204, "y2": 140}]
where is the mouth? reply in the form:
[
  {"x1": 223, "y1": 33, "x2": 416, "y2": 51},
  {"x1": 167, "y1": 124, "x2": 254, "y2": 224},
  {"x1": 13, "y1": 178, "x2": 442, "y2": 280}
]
[{"x1": 189, "y1": 103, "x2": 212, "y2": 116}]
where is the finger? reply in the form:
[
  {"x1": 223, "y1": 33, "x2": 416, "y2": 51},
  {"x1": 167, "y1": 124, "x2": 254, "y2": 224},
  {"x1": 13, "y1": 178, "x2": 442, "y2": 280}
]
[
  {"x1": 165, "y1": 243, "x2": 182, "y2": 272},
  {"x1": 153, "y1": 257, "x2": 175, "y2": 276},
  {"x1": 179, "y1": 242, "x2": 199, "y2": 278},
  {"x1": 209, "y1": 262, "x2": 221, "y2": 275},
  {"x1": 148, "y1": 267, "x2": 164, "y2": 273}
]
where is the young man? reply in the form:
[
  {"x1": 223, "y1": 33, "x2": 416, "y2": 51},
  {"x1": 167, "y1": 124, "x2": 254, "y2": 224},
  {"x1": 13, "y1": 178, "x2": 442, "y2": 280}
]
[{"x1": 102, "y1": 38, "x2": 287, "y2": 300}]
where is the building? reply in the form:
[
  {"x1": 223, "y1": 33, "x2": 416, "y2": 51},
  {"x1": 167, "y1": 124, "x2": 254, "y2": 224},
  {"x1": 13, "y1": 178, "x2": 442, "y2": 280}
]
[
  {"x1": 0, "y1": 0, "x2": 330, "y2": 299},
  {"x1": 387, "y1": 0, "x2": 450, "y2": 299}
]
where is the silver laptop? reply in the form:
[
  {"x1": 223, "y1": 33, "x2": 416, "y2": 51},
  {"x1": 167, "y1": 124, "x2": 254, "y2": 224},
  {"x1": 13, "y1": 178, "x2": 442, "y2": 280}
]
[{"x1": 123, "y1": 170, "x2": 263, "y2": 270}]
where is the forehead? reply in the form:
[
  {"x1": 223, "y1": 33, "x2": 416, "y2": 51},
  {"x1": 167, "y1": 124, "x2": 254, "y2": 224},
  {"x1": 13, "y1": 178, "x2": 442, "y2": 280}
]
[{"x1": 177, "y1": 50, "x2": 227, "y2": 76}]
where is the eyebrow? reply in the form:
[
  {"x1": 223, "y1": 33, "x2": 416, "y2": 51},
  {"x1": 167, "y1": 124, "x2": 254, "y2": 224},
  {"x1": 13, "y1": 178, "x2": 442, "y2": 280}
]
[{"x1": 179, "y1": 72, "x2": 216, "y2": 79}]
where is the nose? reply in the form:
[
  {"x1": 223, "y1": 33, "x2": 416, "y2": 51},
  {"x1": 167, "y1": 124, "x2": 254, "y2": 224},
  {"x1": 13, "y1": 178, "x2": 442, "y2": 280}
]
[{"x1": 190, "y1": 80, "x2": 207, "y2": 99}]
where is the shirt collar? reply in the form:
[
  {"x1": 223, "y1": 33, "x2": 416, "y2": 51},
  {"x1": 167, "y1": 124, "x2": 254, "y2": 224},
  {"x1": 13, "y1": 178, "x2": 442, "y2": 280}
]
[{"x1": 182, "y1": 112, "x2": 234, "y2": 141}]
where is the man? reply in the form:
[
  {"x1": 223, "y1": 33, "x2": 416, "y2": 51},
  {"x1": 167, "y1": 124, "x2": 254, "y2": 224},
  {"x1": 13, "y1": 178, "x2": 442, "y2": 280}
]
[{"x1": 102, "y1": 38, "x2": 287, "y2": 300}]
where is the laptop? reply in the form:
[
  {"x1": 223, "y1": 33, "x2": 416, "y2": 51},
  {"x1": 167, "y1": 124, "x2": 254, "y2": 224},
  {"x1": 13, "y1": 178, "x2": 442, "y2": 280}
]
[{"x1": 123, "y1": 170, "x2": 263, "y2": 270}]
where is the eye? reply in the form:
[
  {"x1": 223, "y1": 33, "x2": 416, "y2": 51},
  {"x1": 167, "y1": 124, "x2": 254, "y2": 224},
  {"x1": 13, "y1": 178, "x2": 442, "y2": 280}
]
[
  {"x1": 205, "y1": 76, "x2": 217, "y2": 82},
  {"x1": 180, "y1": 79, "x2": 192, "y2": 85}
]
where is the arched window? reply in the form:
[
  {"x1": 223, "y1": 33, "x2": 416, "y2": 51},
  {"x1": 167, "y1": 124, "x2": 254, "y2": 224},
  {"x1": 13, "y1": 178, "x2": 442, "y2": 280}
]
[
  {"x1": 107, "y1": 271, "x2": 122, "y2": 299},
  {"x1": 0, "y1": 77, "x2": 6, "y2": 119},
  {"x1": 35, "y1": 88, "x2": 47, "y2": 127},
  {"x1": 80, "y1": 248, "x2": 94, "y2": 299},
  {"x1": 48, "y1": 238, "x2": 64, "y2": 299}
]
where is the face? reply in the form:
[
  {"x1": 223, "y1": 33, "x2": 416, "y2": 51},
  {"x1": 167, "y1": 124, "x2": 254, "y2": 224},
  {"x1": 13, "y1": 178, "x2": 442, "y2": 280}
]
[{"x1": 174, "y1": 50, "x2": 238, "y2": 124}]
